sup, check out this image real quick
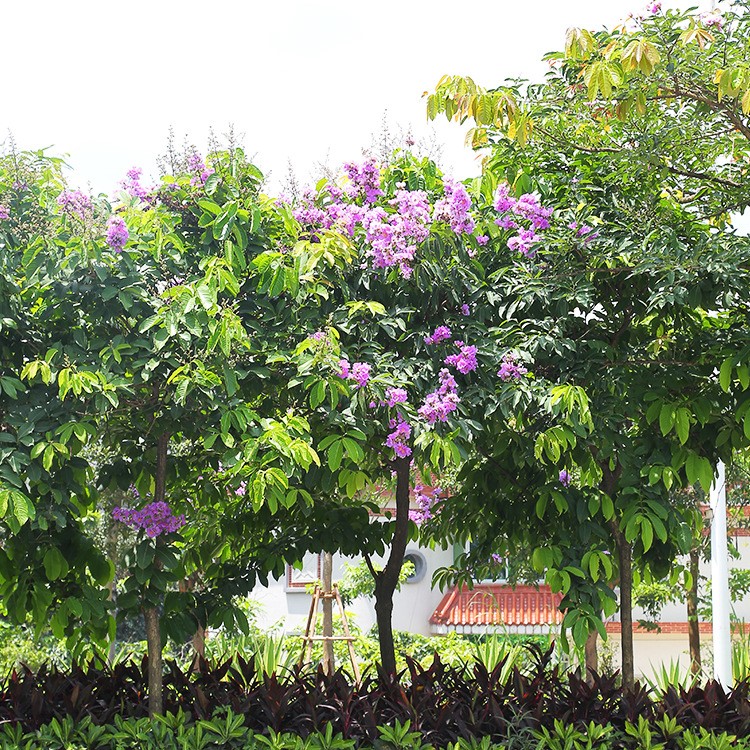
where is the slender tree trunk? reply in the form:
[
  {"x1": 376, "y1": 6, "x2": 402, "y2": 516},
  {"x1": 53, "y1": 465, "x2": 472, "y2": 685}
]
[
  {"x1": 584, "y1": 629, "x2": 598, "y2": 684},
  {"x1": 687, "y1": 546, "x2": 701, "y2": 677},
  {"x1": 322, "y1": 552, "x2": 335, "y2": 675},
  {"x1": 601, "y1": 463, "x2": 635, "y2": 689},
  {"x1": 145, "y1": 431, "x2": 169, "y2": 716},
  {"x1": 143, "y1": 606, "x2": 163, "y2": 718},
  {"x1": 373, "y1": 455, "x2": 411, "y2": 676},
  {"x1": 611, "y1": 524, "x2": 635, "y2": 690}
]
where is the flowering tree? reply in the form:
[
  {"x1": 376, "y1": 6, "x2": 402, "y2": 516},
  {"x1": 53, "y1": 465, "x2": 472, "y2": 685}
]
[
  {"x1": 2, "y1": 146, "x2": 393, "y2": 713},
  {"x1": 277, "y1": 152, "x2": 510, "y2": 674},
  {"x1": 426, "y1": 1, "x2": 750, "y2": 688}
]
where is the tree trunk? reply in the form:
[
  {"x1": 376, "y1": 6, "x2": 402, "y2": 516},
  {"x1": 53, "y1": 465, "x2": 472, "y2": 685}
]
[
  {"x1": 373, "y1": 455, "x2": 411, "y2": 676},
  {"x1": 145, "y1": 431, "x2": 169, "y2": 716},
  {"x1": 584, "y1": 629, "x2": 598, "y2": 684},
  {"x1": 612, "y1": 525, "x2": 635, "y2": 690},
  {"x1": 601, "y1": 463, "x2": 634, "y2": 689},
  {"x1": 322, "y1": 552, "x2": 335, "y2": 675},
  {"x1": 143, "y1": 606, "x2": 163, "y2": 717},
  {"x1": 687, "y1": 546, "x2": 701, "y2": 677}
]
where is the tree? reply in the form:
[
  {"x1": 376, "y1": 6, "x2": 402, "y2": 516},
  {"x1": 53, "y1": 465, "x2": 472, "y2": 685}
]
[
  {"x1": 276, "y1": 152, "x2": 504, "y2": 674},
  {"x1": 424, "y1": 2, "x2": 750, "y2": 683}
]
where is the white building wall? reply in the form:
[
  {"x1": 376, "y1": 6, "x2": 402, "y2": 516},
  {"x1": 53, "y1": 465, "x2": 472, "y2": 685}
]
[{"x1": 252, "y1": 543, "x2": 454, "y2": 637}]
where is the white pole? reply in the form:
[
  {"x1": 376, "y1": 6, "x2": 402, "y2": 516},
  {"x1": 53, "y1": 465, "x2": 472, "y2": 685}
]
[{"x1": 710, "y1": 461, "x2": 732, "y2": 690}]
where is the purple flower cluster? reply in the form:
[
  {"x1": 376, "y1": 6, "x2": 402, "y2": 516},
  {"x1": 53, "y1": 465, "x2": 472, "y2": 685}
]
[
  {"x1": 105, "y1": 215, "x2": 129, "y2": 252},
  {"x1": 343, "y1": 159, "x2": 382, "y2": 204},
  {"x1": 362, "y1": 189, "x2": 431, "y2": 278},
  {"x1": 409, "y1": 485, "x2": 442, "y2": 525},
  {"x1": 444, "y1": 341, "x2": 478, "y2": 374},
  {"x1": 432, "y1": 178, "x2": 475, "y2": 235},
  {"x1": 568, "y1": 221, "x2": 600, "y2": 243},
  {"x1": 120, "y1": 167, "x2": 149, "y2": 200},
  {"x1": 461, "y1": 304, "x2": 471, "y2": 316},
  {"x1": 112, "y1": 501, "x2": 186, "y2": 538},
  {"x1": 57, "y1": 190, "x2": 92, "y2": 219},
  {"x1": 559, "y1": 469, "x2": 572, "y2": 488},
  {"x1": 419, "y1": 368, "x2": 459, "y2": 424},
  {"x1": 424, "y1": 325, "x2": 452, "y2": 345},
  {"x1": 188, "y1": 152, "x2": 214, "y2": 186},
  {"x1": 235, "y1": 481, "x2": 247, "y2": 497},
  {"x1": 385, "y1": 416, "x2": 412, "y2": 458},
  {"x1": 647, "y1": 1, "x2": 661, "y2": 13},
  {"x1": 701, "y1": 11, "x2": 723, "y2": 29},
  {"x1": 493, "y1": 183, "x2": 552, "y2": 258},
  {"x1": 497, "y1": 353, "x2": 528, "y2": 381},
  {"x1": 0, "y1": 205, "x2": 8, "y2": 220},
  {"x1": 476, "y1": 235, "x2": 489, "y2": 246},
  {"x1": 339, "y1": 360, "x2": 371, "y2": 389},
  {"x1": 294, "y1": 187, "x2": 334, "y2": 231},
  {"x1": 385, "y1": 387, "x2": 408, "y2": 407}
]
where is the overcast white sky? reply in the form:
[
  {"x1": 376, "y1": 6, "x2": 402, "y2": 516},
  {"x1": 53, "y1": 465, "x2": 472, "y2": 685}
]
[{"x1": 2, "y1": 1, "x2": 706, "y2": 194}]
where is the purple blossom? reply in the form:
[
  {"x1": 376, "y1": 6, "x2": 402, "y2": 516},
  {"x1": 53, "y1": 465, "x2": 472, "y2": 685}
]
[
  {"x1": 647, "y1": 1, "x2": 661, "y2": 13},
  {"x1": 385, "y1": 387, "x2": 408, "y2": 407},
  {"x1": 105, "y1": 215, "x2": 129, "y2": 252},
  {"x1": 362, "y1": 189, "x2": 431, "y2": 277},
  {"x1": 339, "y1": 360, "x2": 351, "y2": 378},
  {"x1": 461, "y1": 304, "x2": 471, "y2": 316},
  {"x1": 476, "y1": 234, "x2": 489, "y2": 246},
  {"x1": 57, "y1": 189, "x2": 92, "y2": 219},
  {"x1": 120, "y1": 167, "x2": 149, "y2": 200},
  {"x1": 494, "y1": 183, "x2": 553, "y2": 257},
  {"x1": 350, "y1": 362, "x2": 371, "y2": 389},
  {"x1": 343, "y1": 159, "x2": 383, "y2": 204},
  {"x1": 507, "y1": 228, "x2": 539, "y2": 258},
  {"x1": 235, "y1": 481, "x2": 247, "y2": 497},
  {"x1": 419, "y1": 368, "x2": 460, "y2": 424},
  {"x1": 112, "y1": 501, "x2": 186, "y2": 538},
  {"x1": 432, "y1": 178, "x2": 475, "y2": 235},
  {"x1": 311, "y1": 331, "x2": 326, "y2": 341},
  {"x1": 409, "y1": 485, "x2": 442, "y2": 525},
  {"x1": 497, "y1": 353, "x2": 528, "y2": 381},
  {"x1": 559, "y1": 470, "x2": 571, "y2": 488},
  {"x1": 188, "y1": 152, "x2": 215, "y2": 186},
  {"x1": 491, "y1": 553, "x2": 503, "y2": 565},
  {"x1": 294, "y1": 187, "x2": 334, "y2": 233},
  {"x1": 0, "y1": 205, "x2": 8, "y2": 220},
  {"x1": 385, "y1": 416, "x2": 412, "y2": 458},
  {"x1": 424, "y1": 325, "x2": 452, "y2": 345},
  {"x1": 444, "y1": 341, "x2": 478, "y2": 374},
  {"x1": 494, "y1": 183, "x2": 516, "y2": 213},
  {"x1": 701, "y1": 11, "x2": 723, "y2": 29}
]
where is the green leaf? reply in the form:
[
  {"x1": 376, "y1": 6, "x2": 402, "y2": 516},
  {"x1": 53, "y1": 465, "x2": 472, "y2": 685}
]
[
  {"x1": 719, "y1": 359, "x2": 733, "y2": 392},
  {"x1": 43, "y1": 548, "x2": 69, "y2": 581},
  {"x1": 327, "y1": 440, "x2": 344, "y2": 472}
]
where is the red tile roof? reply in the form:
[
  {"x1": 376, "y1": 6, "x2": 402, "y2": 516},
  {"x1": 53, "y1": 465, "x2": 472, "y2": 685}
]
[{"x1": 430, "y1": 584, "x2": 564, "y2": 628}]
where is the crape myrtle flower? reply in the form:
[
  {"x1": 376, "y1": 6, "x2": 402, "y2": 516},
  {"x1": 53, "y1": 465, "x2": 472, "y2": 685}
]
[
  {"x1": 424, "y1": 326, "x2": 452, "y2": 345},
  {"x1": 385, "y1": 387, "x2": 408, "y2": 407},
  {"x1": 497, "y1": 353, "x2": 528, "y2": 381},
  {"x1": 57, "y1": 189, "x2": 92, "y2": 219},
  {"x1": 419, "y1": 368, "x2": 460, "y2": 424},
  {"x1": 0, "y1": 205, "x2": 9, "y2": 220},
  {"x1": 105, "y1": 215, "x2": 129, "y2": 252},
  {"x1": 113, "y1": 501, "x2": 186, "y2": 538},
  {"x1": 120, "y1": 167, "x2": 149, "y2": 200},
  {"x1": 385, "y1": 416, "x2": 412, "y2": 458},
  {"x1": 559, "y1": 469, "x2": 572, "y2": 488},
  {"x1": 444, "y1": 341, "x2": 478, "y2": 374},
  {"x1": 409, "y1": 485, "x2": 442, "y2": 525}
]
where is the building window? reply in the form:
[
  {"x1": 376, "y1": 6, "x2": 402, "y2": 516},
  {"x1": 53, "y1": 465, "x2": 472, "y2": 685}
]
[
  {"x1": 403, "y1": 550, "x2": 427, "y2": 584},
  {"x1": 286, "y1": 552, "x2": 322, "y2": 592}
]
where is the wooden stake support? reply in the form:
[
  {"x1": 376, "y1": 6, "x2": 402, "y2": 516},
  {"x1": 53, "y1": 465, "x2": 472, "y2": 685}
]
[{"x1": 299, "y1": 583, "x2": 361, "y2": 683}]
